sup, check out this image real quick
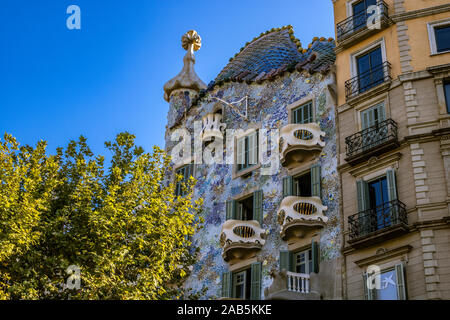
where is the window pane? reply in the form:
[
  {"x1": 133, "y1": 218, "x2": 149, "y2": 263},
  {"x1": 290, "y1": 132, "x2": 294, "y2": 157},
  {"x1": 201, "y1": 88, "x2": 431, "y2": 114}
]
[
  {"x1": 376, "y1": 269, "x2": 398, "y2": 300},
  {"x1": 445, "y1": 83, "x2": 450, "y2": 114},
  {"x1": 435, "y1": 25, "x2": 450, "y2": 53},
  {"x1": 292, "y1": 103, "x2": 312, "y2": 124}
]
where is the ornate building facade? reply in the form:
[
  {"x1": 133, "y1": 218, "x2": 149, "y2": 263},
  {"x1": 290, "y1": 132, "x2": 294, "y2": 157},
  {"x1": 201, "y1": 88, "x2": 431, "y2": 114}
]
[
  {"x1": 164, "y1": 27, "x2": 341, "y2": 299},
  {"x1": 333, "y1": 0, "x2": 450, "y2": 299}
]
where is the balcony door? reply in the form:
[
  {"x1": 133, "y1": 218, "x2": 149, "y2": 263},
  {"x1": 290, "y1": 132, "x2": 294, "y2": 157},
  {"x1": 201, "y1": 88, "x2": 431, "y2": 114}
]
[
  {"x1": 361, "y1": 103, "x2": 386, "y2": 151},
  {"x1": 352, "y1": 0, "x2": 377, "y2": 33},
  {"x1": 357, "y1": 46, "x2": 383, "y2": 93},
  {"x1": 368, "y1": 177, "x2": 391, "y2": 231}
]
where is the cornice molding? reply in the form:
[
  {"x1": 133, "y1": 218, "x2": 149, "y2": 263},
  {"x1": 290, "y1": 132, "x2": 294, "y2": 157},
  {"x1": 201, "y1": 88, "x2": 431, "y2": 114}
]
[{"x1": 391, "y1": 4, "x2": 450, "y2": 23}]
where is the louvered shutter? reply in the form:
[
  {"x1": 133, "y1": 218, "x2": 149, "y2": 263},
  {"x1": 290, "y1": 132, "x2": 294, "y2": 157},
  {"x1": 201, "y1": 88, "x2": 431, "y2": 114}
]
[
  {"x1": 250, "y1": 262, "x2": 262, "y2": 300},
  {"x1": 311, "y1": 240, "x2": 319, "y2": 274},
  {"x1": 248, "y1": 131, "x2": 258, "y2": 165},
  {"x1": 356, "y1": 179, "x2": 370, "y2": 236},
  {"x1": 311, "y1": 164, "x2": 322, "y2": 198},
  {"x1": 282, "y1": 176, "x2": 293, "y2": 198},
  {"x1": 222, "y1": 271, "x2": 232, "y2": 298},
  {"x1": 395, "y1": 263, "x2": 407, "y2": 300},
  {"x1": 279, "y1": 250, "x2": 292, "y2": 272},
  {"x1": 226, "y1": 200, "x2": 236, "y2": 220},
  {"x1": 253, "y1": 190, "x2": 263, "y2": 224},
  {"x1": 386, "y1": 169, "x2": 398, "y2": 223},
  {"x1": 237, "y1": 137, "x2": 246, "y2": 166}
]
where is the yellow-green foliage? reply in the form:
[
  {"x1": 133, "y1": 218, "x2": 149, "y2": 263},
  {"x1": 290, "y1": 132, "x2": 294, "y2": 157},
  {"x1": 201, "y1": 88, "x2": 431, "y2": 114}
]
[{"x1": 0, "y1": 132, "x2": 203, "y2": 299}]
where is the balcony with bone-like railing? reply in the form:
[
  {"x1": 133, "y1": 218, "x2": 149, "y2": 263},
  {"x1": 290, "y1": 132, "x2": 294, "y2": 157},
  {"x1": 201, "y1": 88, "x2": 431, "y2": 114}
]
[
  {"x1": 220, "y1": 220, "x2": 266, "y2": 262},
  {"x1": 279, "y1": 123, "x2": 325, "y2": 167},
  {"x1": 277, "y1": 196, "x2": 328, "y2": 240},
  {"x1": 200, "y1": 112, "x2": 226, "y2": 142}
]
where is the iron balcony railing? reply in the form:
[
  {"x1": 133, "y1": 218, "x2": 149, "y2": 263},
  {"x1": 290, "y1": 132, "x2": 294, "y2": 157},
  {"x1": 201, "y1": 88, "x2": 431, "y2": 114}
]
[
  {"x1": 336, "y1": 0, "x2": 390, "y2": 42},
  {"x1": 345, "y1": 118, "x2": 398, "y2": 159},
  {"x1": 348, "y1": 199, "x2": 407, "y2": 240},
  {"x1": 345, "y1": 61, "x2": 391, "y2": 100}
]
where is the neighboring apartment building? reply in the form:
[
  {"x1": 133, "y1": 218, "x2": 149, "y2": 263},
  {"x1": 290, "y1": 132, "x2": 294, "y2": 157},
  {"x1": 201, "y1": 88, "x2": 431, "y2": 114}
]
[
  {"x1": 333, "y1": 0, "x2": 450, "y2": 300},
  {"x1": 163, "y1": 27, "x2": 341, "y2": 299}
]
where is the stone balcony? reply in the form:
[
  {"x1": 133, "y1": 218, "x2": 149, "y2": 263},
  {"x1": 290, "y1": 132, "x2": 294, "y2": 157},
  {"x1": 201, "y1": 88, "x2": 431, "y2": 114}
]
[
  {"x1": 200, "y1": 112, "x2": 226, "y2": 142},
  {"x1": 277, "y1": 196, "x2": 328, "y2": 240},
  {"x1": 220, "y1": 220, "x2": 266, "y2": 262},
  {"x1": 279, "y1": 123, "x2": 325, "y2": 167}
]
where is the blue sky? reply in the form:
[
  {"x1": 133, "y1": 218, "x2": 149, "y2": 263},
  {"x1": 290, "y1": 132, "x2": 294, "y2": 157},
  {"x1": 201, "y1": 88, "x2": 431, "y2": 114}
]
[{"x1": 0, "y1": 0, "x2": 334, "y2": 157}]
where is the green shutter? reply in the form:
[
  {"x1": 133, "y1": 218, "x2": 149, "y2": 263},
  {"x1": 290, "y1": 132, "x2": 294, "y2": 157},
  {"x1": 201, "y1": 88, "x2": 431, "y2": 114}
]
[
  {"x1": 250, "y1": 262, "x2": 262, "y2": 300},
  {"x1": 386, "y1": 169, "x2": 398, "y2": 202},
  {"x1": 311, "y1": 240, "x2": 319, "y2": 274},
  {"x1": 357, "y1": 179, "x2": 370, "y2": 236},
  {"x1": 395, "y1": 263, "x2": 407, "y2": 300},
  {"x1": 253, "y1": 190, "x2": 263, "y2": 224},
  {"x1": 226, "y1": 200, "x2": 236, "y2": 220},
  {"x1": 311, "y1": 164, "x2": 322, "y2": 198},
  {"x1": 282, "y1": 176, "x2": 293, "y2": 198},
  {"x1": 356, "y1": 179, "x2": 370, "y2": 211},
  {"x1": 279, "y1": 250, "x2": 292, "y2": 272},
  {"x1": 236, "y1": 202, "x2": 243, "y2": 220},
  {"x1": 237, "y1": 137, "x2": 245, "y2": 166},
  {"x1": 386, "y1": 169, "x2": 398, "y2": 223},
  {"x1": 248, "y1": 131, "x2": 258, "y2": 165},
  {"x1": 222, "y1": 271, "x2": 232, "y2": 298}
]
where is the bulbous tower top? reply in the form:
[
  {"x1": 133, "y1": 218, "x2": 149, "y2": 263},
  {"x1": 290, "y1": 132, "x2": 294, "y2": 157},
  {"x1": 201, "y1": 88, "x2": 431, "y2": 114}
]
[{"x1": 163, "y1": 30, "x2": 207, "y2": 102}]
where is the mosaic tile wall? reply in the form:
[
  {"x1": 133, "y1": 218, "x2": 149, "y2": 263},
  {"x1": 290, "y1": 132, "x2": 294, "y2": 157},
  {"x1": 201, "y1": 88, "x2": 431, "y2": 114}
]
[{"x1": 165, "y1": 70, "x2": 340, "y2": 299}]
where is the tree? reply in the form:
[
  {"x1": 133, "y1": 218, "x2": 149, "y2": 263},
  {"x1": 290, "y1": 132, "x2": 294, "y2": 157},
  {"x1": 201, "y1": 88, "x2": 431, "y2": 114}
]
[{"x1": 0, "y1": 132, "x2": 203, "y2": 299}]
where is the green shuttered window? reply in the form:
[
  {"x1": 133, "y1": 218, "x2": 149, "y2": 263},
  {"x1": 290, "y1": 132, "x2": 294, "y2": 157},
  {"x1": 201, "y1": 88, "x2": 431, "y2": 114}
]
[
  {"x1": 236, "y1": 131, "x2": 258, "y2": 172},
  {"x1": 253, "y1": 190, "x2": 263, "y2": 225},
  {"x1": 250, "y1": 262, "x2": 262, "y2": 300},
  {"x1": 292, "y1": 102, "x2": 313, "y2": 124},
  {"x1": 222, "y1": 263, "x2": 262, "y2": 300},
  {"x1": 282, "y1": 164, "x2": 321, "y2": 198},
  {"x1": 175, "y1": 163, "x2": 194, "y2": 197}
]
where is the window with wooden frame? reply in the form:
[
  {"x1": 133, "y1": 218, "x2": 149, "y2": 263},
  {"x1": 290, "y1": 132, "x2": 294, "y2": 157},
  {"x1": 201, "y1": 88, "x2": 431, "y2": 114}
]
[
  {"x1": 356, "y1": 169, "x2": 398, "y2": 236},
  {"x1": 225, "y1": 190, "x2": 263, "y2": 224},
  {"x1": 174, "y1": 163, "x2": 194, "y2": 197},
  {"x1": 221, "y1": 262, "x2": 262, "y2": 300},
  {"x1": 236, "y1": 131, "x2": 258, "y2": 173},
  {"x1": 444, "y1": 81, "x2": 450, "y2": 114},
  {"x1": 363, "y1": 264, "x2": 407, "y2": 300},
  {"x1": 428, "y1": 20, "x2": 450, "y2": 55},
  {"x1": 291, "y1": 101, "x2": 313, "y2": 124},
  {"x1": 279, "y1": 240, "x2": 319, "y2": 275},
  {"x1": 282, "y1": 164, "x2": 321, "y2": 199}
]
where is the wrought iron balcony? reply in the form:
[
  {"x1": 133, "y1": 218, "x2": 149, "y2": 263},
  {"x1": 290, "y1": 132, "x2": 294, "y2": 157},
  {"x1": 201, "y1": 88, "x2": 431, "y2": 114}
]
[
  {"x1": 345, "y1": 118, "x2": 399, "y2": 164},
  {"x1": 336, "y1": 1, "x2": 391, "y2": 43},
  {"x1": 348, "y1": 200, "x2": 408, "y2": 246},
  {"x1": 279, "y1": 123, "x2": 325, "y2": 167},
  {"x1": 220, "y1": 220, "x2": 266, "y2": 262},
  {"x1": 345, "y1": 61, "x2": 391, "y2": 101},
  {"x1": 277, "y1": 196, "x2": 328, "y2": 240},
  {"x1": 200, "y1": 112, "x2": 226, "y2": 141}
]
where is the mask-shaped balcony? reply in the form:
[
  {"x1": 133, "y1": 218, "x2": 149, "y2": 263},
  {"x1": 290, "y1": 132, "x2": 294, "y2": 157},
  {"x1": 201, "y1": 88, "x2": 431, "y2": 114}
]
[
  {"x1": 220, "y1": 220, "x2": 266, "y2": 262},
  {"x1": 279, "y1": 123, "x2": 325, "y2": 167},
  {"x1": 200, "y1": 112, "x2": 226, "y2": 142},
  {"x1": 277, "y1": 196, "x2": 328, "y2": 240}
]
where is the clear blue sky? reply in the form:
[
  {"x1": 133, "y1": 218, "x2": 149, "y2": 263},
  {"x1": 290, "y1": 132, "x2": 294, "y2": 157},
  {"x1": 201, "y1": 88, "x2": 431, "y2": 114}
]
[{"x1": 0, "y1": 0, "x2": 334, "y2": 157}]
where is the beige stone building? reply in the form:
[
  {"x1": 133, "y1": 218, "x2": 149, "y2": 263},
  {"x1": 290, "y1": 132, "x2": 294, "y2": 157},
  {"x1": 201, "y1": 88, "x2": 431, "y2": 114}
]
[{"x1": 333, "y1": 0, "x2": 450, "y2": 299}]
